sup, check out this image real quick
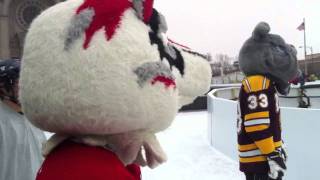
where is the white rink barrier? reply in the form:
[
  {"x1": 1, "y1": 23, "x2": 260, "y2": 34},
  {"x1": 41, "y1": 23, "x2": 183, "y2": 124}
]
[{"x1": 208, "y1": 88, "x2": 320, "y2": 180}]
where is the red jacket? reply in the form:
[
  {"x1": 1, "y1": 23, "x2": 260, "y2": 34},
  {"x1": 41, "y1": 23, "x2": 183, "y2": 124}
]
[{"x1": 36, "y1": 140, "x2": 141, "y2": 180}]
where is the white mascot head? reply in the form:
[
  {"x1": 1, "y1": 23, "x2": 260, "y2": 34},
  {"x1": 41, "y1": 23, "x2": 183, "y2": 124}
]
[{"x1": 20, "y1": 0, "x2": 212, "y2": 168}]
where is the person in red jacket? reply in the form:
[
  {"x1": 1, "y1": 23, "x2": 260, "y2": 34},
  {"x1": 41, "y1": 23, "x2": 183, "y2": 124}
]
[
  {"x1": 237, "y1": 22, "x2": 300, "y2": 180},
  {"x1": 19, "y1": 0, "x2": 212, "y2": 179}
]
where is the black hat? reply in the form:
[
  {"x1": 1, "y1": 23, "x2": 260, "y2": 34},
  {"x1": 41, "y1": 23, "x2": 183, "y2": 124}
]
[{"x1": 0, "y1": 59, "x2": 21, "y2": 90}]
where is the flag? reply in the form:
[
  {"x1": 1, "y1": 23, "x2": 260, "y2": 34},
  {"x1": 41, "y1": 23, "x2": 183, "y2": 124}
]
[{"x1": 297, "y1": 22, "x2": 305, "y2": 31}]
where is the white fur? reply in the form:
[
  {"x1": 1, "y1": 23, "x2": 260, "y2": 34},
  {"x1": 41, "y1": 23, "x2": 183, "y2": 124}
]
[
  {"x1": 19, "y1": 0, "x2": 212, "y2": 169},
  {"x1": 174, "y1": 49, "x2": 212, "y2": 107},
  {"x1": 20, "y1": 0, "x2": 178, "y2": 135}
]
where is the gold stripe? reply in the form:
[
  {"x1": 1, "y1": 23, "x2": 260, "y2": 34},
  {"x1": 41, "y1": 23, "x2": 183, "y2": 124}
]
[
  {"x1": 238, "y1": 141, "x2": 282, "y2": 152},
  {"x1": 275, "y1": 141, "x2": 282, "y2": 148},
  {"x1": 255, "y1": 137, "x2": 275, "y2": 155},
  {"x1": 240, "y1": 155, "x2": 267, "y2": 163},
  {"x1": 246, "y1": 75, "x2": 265, "y2": 92},
  {"x1": 238, "y1": 143, "x2": 258, "y2": 151},
  {"x1": 245, "y1": 125, "x2": 269, "y2": 132},
  {"x1": 242, "y1": 75, "x2": 271, "y2": 92},
  {"x1": 245, "y1": 111, "x2": 269, "y2": 121}
]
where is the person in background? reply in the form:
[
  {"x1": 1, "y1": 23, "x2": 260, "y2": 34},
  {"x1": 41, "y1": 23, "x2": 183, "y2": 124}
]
[
  {"x1": 0, "y1": 59, "x2": 46, "y2": 180},
  {"x1": 237, "y1": 22, "x2": 300, "y2": 180}
]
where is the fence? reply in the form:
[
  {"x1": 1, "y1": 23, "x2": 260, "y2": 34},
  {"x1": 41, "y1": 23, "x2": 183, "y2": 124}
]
[{"x1": 207, "y1": 87, "x2": 320, "y2": 180}]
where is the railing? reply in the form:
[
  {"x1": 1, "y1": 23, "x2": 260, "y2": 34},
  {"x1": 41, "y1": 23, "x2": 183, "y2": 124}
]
[
  {"x1": 183, "y1": 82, "x2": 320, "y2": 111},
  {"x1": 209, "y1": 82, "x2": 320, "y2": 109},
  {"x1": 207, "y1": 87, "x2": 320, "y2": 180},
  {"x1": 180, "y1": 84, "x2": 241, "y2": 111}
]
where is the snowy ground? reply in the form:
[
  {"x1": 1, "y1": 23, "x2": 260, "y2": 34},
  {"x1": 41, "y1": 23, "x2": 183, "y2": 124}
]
[{"x1": 142, "y1": 111, "x2": 245, "y2": 180}]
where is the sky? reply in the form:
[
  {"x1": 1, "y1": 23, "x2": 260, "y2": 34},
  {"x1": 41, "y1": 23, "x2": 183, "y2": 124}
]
[{"x1": 154, "y1": 0, "x2": 320, "y2": 60}]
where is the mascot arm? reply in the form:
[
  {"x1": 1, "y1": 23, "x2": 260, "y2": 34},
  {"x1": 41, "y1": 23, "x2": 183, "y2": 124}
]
[{"x1": 36, "y1": 141, "x2": 141, "y2": 180}]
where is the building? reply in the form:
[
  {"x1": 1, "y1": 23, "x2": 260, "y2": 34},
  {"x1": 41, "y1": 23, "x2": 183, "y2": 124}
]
[
  {"x1": 298, "y1": 53, "x2": 320, "y2": 75},
  {"x1": 0, "y1": 0, "x2": 63, "y2": 59}
]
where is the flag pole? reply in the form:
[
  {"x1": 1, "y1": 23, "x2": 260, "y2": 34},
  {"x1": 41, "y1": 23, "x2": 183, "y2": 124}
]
[{"x1": 303, "y1": 18, "x2": 308, "y2": 75}]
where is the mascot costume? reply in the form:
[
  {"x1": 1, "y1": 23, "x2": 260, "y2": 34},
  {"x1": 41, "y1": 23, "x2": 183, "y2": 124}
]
[
  {"x1": 19, "y1": 0, "x2": 212, "y2": 179},
  {"x1": 237, "y1": 22, "x2": 300, "y2": 180}
]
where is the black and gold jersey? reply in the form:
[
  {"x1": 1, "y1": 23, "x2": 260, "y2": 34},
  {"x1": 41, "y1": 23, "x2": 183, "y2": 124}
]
[{"x1": 237, "y1": 75, "x2": 282, "y2": 173}]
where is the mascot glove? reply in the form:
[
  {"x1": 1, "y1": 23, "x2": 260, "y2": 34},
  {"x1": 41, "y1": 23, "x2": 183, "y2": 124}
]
[{"x1": 267, "y1": 148, "x2": 287, "y2": 179}]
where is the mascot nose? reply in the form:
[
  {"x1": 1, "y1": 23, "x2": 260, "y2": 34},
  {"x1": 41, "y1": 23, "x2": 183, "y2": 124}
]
[
  {"x1": 134, "y1": 62, "x2": 176, "y2": 89},
  {"x1": 151, "y1": 75, "x2": 176, "y2": 89},
  {"x1": 289, "y1": 69, "x2": 303, "y2": 84}
]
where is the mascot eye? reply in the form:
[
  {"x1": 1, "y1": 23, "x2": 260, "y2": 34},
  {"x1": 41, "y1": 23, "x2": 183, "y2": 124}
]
[
  {"x1": 134, "y1": 62, "x2": 176, "y2": 89},
  {"x1": 272, "y1": 46, "x2": 287, "y2": 56},
  {"x1": 288, "y1": 44, "x2": 297, "y2": 55},
  {"x1": 148, "y1": 9, "x2": 185, "y2": 76}
]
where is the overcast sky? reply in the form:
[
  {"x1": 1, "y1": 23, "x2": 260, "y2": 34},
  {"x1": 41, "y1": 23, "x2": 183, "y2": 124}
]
[{"x1": 154, "y1": 0, "x2": 320, "y2": 60}]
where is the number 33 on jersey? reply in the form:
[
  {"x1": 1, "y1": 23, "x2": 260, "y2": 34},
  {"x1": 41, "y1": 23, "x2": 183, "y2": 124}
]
[{"x1": 237, "y1": 75, "x2": 283, "y2": 173}]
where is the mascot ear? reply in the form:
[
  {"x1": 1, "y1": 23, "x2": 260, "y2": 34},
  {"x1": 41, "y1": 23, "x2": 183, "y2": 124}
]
[
  {"x1": 252, "y1": 22, "x2": 270, "y2": 40},
  {"x1": 133, "y1": 0, "x2": 154, "y2": 23},
  {"x1": 289, "y1": 44, "x2": 298, "y2": 56}
]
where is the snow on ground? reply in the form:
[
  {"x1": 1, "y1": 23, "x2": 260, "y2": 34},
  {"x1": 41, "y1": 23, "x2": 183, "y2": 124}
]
[{"x1": 142, "y1": 111, "x2": 245, "y2": 180}]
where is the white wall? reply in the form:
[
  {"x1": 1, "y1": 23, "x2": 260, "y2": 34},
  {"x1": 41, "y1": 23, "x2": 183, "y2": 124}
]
[{"x1": 208, "y1": 90, "x2": 320, "y2": 180}]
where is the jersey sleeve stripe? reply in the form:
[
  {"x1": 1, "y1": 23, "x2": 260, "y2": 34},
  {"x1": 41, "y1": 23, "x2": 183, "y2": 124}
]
[
  {"x1": 238, "y1": 141, "x2": 282, "y2": 152},
  {"x1": 239, "y1": 156, "x2": 267, "y2": 163},
  {"x1": 255, "y1": 136, "x2": 275, "y2": 155},
  {"x1": 245, "y1": 125, "x2": 269, "y2": 132},
  {"x1": 244, "y1": 111, "x2": 269, "y2": 121},
  {"x1": 239, "y1": 149, "x2": 263, "y2": 158},
  {"x1": 274, "y1": 141, "x2": 282, "y2": 148},
  {"x1": 239, "y1": 143, "x2": 258, "y2": 151},
  {"x1": 244, "y1": 118, "x2": 270, "y2": 126}
]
